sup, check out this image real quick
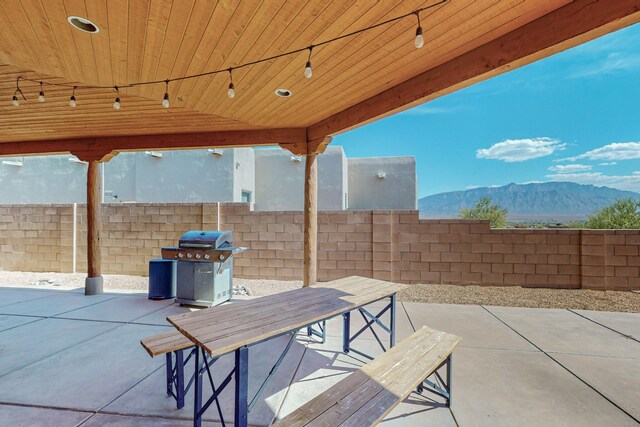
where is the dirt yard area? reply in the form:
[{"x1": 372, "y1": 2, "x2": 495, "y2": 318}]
[{"x1": 0, "y1": 271, "x2": 638, "y2": 313}]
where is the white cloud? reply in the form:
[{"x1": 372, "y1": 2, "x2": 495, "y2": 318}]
[
  {"x1": 599, "y1": 162, "x2": 617, "y2": 166},
  {"x1": 476, "y1": 137, "x2": 565, "y2": 162},
  {"x1": 558, "y1": 142, "x2": 640, "y2": 162},
  {"x1": 548, "y1": 164, "x2": 592, "y2": 173},
  {"x1": 546, "y1": 171, "x2": 640, "y2": 192},
  {"x1": 402, "y1": 105, "x2": 461, "y2": 116},
  {"x1": 570, "y1": 52, "x2": 640, "y2": 78},
  {"x1": 465, "y1": 185, "x2": 479, "y2": 189}
]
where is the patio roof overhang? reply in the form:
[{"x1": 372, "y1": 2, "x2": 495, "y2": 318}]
[
  {"x1": 0, "y1": 0, "x2": 637, "y2": 159},
  {"x1": 0, "y1": 0, "x2": 638, "y2": 292}
]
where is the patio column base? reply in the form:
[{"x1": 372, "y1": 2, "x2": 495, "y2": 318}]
[{"x1": 85, "y1": 276, "x2": 104, "y2": 295}]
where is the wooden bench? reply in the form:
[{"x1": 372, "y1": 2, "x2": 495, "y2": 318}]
[
  {"x1": 141, "y1": 330, "x2": 195, "y2": 409},
  {"x1": 273, "y1": 326, "x2": 461, "y2": 427}
]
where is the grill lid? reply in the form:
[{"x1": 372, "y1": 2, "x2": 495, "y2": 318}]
[{"x1": 179, "y1": 230, "x2": 231, "y2": 249}]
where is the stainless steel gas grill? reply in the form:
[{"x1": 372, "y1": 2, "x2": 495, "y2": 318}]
[{"x1": 161, "y1": 231, "x2": 246, "y2": 307}]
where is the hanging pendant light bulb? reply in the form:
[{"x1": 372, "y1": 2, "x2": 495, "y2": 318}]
[
  {"x1": 12, "y1": 77, "x2": 25, "y2": 107},
  {"x1": 304, "y1": 46, "x2": 313, "y2": 79},
  {"x1": 38, "y1": 82, "x2": 45, "y2": 103},
  {"x1": 162, "y1": 80, "x2": 170, "y2": 108},
  {"x1": 113, "y1": 86, "x2": 121, "y2": 110},
  {"x1": 69, "y1": 86, "x2": 77, "y2": 108},
  {"x1": 227, "y1": 69, "x2": 235, "y2": 99},
  {"x1": 414, "y1": 12, "x2": 424, "y2": 49}
]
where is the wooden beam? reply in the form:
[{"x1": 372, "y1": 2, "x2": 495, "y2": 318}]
[
  {"x1": 0, "y1": 128, "x2": 306, "y2": 161},
  {"x1": 85, "y1": 160, "x2": 103, "y2": 295},
  {"x1": 280, "y1": 136, "x2": 333, "y2": 156},
  {"x1": 307, "y1": 0, "x2": 640, "y2": 140},
  {"x1": 303, "y1": 153, "x2": 318, "y2": 287}
]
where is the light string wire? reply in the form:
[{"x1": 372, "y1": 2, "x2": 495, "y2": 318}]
[{"x1": 11, "y1": 0, "x2": 447, "y2": 97}]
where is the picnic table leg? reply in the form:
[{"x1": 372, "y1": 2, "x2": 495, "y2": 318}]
[
  {"x1": 447, "y1": 355, "x2": 453, "y2": 407},
  {"x1": 390, "y1": 294, "x2": 397, "y2": 348},
  {"x1": 193, "y1": 349, "x2": 203, "y2": 427},
  {"x1": 342, "y1": 311, "x2": 351, "y2": 353},
  {"x1": 166, "y1": 353, "x2": 173, "y2": 396},
  {"x1": 175, "y1": 349, "x2": 185, "y2": 409},
  {"x1": 235, "y1": 346, "x2": 249, "y2": 427}
]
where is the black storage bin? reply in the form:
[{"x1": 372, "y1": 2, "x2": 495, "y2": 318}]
[{"x1": 148, "y1": 259, "x2": 177, "y2": 299}]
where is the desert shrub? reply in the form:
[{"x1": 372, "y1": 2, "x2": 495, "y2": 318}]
[
  {"x1": 460, "y1": 197, "x2": 508, "y2": 228},
  {"x1": 585, "y1": 198, "x2": 640, "y2": 229}
]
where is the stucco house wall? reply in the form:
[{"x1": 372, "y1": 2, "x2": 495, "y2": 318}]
[{"x1": 347, "y1": 156, "x2": 417, "y2": 210}]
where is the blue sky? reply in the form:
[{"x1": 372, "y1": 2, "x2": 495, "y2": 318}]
[{"x1": 334, "y1": 23, "x2": 640, "y2": 198}]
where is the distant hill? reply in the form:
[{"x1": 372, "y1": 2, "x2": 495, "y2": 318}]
[{"x1": 419, "y1": 182, "x2": 640, "y2": 221}]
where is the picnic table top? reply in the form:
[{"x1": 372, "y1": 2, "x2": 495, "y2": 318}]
[{"x1": 166, "y1": 276, "x2": 406, "y2": 358}]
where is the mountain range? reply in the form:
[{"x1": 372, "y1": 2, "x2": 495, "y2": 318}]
[{"x1": 419, "y1": 182, "x2": 640, "y2": 221}]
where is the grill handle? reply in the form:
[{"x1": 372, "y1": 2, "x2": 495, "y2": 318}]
[{"x1": 179, "y1": 243, "x2": 214, "y2": 249}]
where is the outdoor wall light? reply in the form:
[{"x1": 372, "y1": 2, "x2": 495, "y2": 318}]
[
  {"x1": 208, "y1": 149, "x2": 224, "y2": 156},
  {"x1": 290, "y1": 155, "x2": 302, "y2": 162},
  {"x1": 2, "y1": 160, "x2": 23, "y2": 167},
  {"x1": 68, "y1": 157, "x2": 87, "y2": 164},
  {"x1": 377, "y1": 172, "x2": 386, "y2": 179},
  {"x1": 145, "y1": 151, "x2": 163, "y2": 158}
]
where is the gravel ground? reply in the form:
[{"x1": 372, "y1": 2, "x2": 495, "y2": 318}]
[{"x1": 0, "y1": 271, "x2": 638, "y2": 313}]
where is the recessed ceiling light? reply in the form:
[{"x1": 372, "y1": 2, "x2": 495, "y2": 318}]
[
  {"x1": 67, "y1": 16, "x2": 99, "y2": 34},
  {"x1": 275, "y1": 88, "x2": 292, "y2": 98}
]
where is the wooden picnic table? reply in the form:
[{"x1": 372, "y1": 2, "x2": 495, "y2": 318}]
[{"x1": 166, "y1": 276, "x2": 405, "y2": 427}]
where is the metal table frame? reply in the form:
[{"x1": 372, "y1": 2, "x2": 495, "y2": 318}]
[{"x1": 181, "y1": 290, "x2": 398, "y2": 427}]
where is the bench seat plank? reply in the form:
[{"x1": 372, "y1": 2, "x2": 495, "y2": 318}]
[
  {"x1": 273, "y1": 326, "x2": 461, "y2": 427},
  {"x1": 141, "y1": 329, "x2": 193, "y2": 357}
]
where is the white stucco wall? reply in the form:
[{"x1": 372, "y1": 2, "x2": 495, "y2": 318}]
[
  {"x1": 133, "y1": 149, "x2": 236, "y2": 202},
  {"x1": 232, "y1": 148, "x2": 256, "y2": 203},
  {"x1": 0, "y1": 155, "x2": 86, "y2": 203},
  {"x1": 254, "y1": 149, "x2": 304, "y2": 211},
  {"x1": 0, "y1": 147, "x2": 417, "y2": 210},
  {"x1": 104, "y1": 153, "x2": 136, "y2": 202},
  {"x1": 318, "y1": 147, "x2": 347, "y2": 211},
  {"x1": 254, "y1": 146, "x2": 347, "y2": 211},
  {"x1": 347, "y1": 156, "x2": 417, "y2": 210}
]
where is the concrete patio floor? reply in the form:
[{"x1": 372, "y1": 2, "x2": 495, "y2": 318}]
[{"x1": 0, "y1": 285, "x2": 638, "y2": 426}]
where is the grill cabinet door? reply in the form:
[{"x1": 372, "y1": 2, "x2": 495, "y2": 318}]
[{"x1": 193, "y1": 263, "x2": 215, "y2": 303}]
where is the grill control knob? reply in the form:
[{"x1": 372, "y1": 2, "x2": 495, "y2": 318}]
[
  {"x1": 204, "y1": 254, "x2": 210, "y2": 260},
  {"x1": 187, "y1": 253, "x2": 193, "y2": 259},
  {"x1": 195, "y1": 253, "x2": 201, "y2": 259},
  {"x1": 178, "y1": 253, "x2": 184, "y2": 258}
]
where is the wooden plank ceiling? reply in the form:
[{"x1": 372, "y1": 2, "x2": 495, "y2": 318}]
[{"x1": 0, "y1": 0, "x2": 636, "y2": 153}]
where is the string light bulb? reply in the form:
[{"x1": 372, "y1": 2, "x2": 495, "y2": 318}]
[
  {"x1": 162, "y1": 80, "x2": 170, "y2": 108},
  {"x1": 304, "y1": 46, "x2": 313, "y2": 79},
  {"x1": 12, "y1": 77, "x2": 25, "y2": 107},
  {"x1": 69, "y1": 86, "x2": 77, "y2": 108},
  {"x1": 414, "y1": 12, "x2": 424, "y2": 48},
  {"x1": 113, "y1": 86, "x2": 121, "y2": 110},
  {"x1": 227, "y1": 69, "x2": 235, "y2": 99},
  {"x1": 38, "y1": 82, "x2": 45, "y2": 102}
]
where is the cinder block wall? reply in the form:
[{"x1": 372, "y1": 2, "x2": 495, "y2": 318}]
[{"x1": 0, "y1": 203, "x2": 638, "y2": 290}]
